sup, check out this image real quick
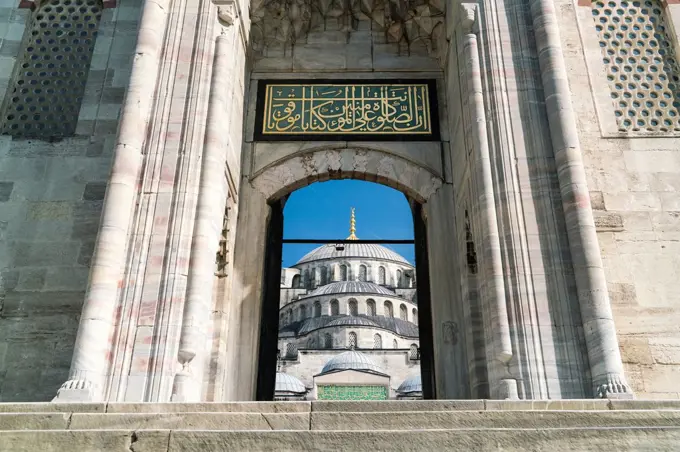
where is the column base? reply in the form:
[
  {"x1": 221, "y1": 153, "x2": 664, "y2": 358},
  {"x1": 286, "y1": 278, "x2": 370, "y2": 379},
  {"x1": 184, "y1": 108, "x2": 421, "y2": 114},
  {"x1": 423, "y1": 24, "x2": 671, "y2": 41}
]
[
  {"x1": 52, "y1": 379, "x2": 99, "y2": 402},
  {"x1": 595, "y1": 374, "x2": 635, "y2": 399}
]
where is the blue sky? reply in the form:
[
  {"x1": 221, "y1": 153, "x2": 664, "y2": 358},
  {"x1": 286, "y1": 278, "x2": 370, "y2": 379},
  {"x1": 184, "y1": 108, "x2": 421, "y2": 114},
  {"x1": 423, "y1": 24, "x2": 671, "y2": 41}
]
[{"x1": 282, "y1": 180, "x2": 414, "y2": 267}]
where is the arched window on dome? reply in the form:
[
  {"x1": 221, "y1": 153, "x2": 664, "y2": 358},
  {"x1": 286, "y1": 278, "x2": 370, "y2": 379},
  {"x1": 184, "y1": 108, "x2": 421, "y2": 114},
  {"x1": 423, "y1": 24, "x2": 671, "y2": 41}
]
[
  {"x1": 285, "y1": 342, "x2": 298, "y2": 359},
  {"x1": 286, "y1": 308, "x2": 293, "y2": 325},
  {"x1": 400, "y1": 304, "x2": 408, "y2": 321},
  {"x1": 299, "y1": 304, "x2": 307, "y2": 320},
  {"x1": 358, "y1": 264, "x2": 367, "y2": 282},
  {"x1": 378, "y1": 266, "x2": 386, "y2": 285},
  {"x1": 340, "y1": 264, "x2": 348, "y2": 281},
  {"x1": 384, "y1": 300, "x2": 393, "y2": 318},
  {"x1": 367, "y1": 299, "x2": 376, "y2": 316},
  {"x1": 373, "y1": 333, "x2": 382, "y2": 349},
  {"x1": 396, "y1": 269, "x2": 402, "y2": 288},
  {"x1": 409, "y1": 344, "x2": 419, "y2": 360},
  {"x1": 320, "y1": 267, "x2": 328, "y2": 285},
  {"x1": 291, "y1": 274, "x2": 301, "y2": 288},
  {"x1": 324, "y1": 333, "x2": 333, "y2": 349},
  {"x1": 393, "y1": 339, "x2": 398, "y2": 349},
  {"x1": 330, "y1": 299, "x2": 339, "y2": 316},
  {"x1": 348, "y1": 299, "x2": 358, "y2": 316},
  {"x1": 348, "y1": 331, "x2": 357, "y2": 349},
  {"x1": 305, "y1": 269, "x2": 312, "y2": 289},
  {"x1": 313, "y1": 301, "x2": 321, "y2": 318},
  {"x1": 412, "y1": 308, "x2": 418, "y2": 326}
]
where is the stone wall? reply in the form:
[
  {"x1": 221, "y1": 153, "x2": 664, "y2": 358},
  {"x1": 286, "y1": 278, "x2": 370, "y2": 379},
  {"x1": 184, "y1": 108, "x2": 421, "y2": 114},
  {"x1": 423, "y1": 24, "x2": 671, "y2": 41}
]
[
  {"x1": 563, "y1": 0, "x2": 680, "y2": 398},
  {"x1": 0, "y1": 0, "x2": 141, "y2": 401}
]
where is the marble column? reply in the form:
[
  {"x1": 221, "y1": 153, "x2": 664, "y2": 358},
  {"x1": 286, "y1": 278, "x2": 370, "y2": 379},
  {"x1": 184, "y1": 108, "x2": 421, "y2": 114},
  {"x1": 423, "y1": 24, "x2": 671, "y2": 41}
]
[
  {"x1": 53, "y1": 0, "x2": 170, "y2": 402},
  {"x1": 529, "y1": 0, "x2": 632, "y2": 398},
  {"x1": 172, "y1": 30, "x2": 233, "y2": 402},
  {"x1": 460, "y1": 3, "x2": 517, "y2": 399}
]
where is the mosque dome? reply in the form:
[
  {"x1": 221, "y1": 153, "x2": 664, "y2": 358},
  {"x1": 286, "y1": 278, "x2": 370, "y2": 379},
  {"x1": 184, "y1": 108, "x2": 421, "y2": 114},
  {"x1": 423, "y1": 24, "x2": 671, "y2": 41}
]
[
  {"x1": 320, "y1": 350, "x2": 385, "y2": 375},
  {"x1": 275, "y1": 372, "x2": 307, "y2": 394},
  {"x1": 307, "y1": 281, "x2": 396, "y2": 297},
  {"x1": 295, "y1": 208, "x2": 411, "y2": 266},
  {"x1": 296, "y1": 243, "x2": 411, "y2": 266},
  {"x1": 397, "y1": 374, "x2": 422, "y2": 395},
  {"x1": 326, "y1": 316, "x2": 380, "y2": 328}
]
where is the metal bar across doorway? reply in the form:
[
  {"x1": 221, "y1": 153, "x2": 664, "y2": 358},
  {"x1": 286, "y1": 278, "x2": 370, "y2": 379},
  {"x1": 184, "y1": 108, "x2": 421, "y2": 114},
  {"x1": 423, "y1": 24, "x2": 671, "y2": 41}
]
[{"x1": 282, "y1": 239, "x2": 414, "y2": 244}]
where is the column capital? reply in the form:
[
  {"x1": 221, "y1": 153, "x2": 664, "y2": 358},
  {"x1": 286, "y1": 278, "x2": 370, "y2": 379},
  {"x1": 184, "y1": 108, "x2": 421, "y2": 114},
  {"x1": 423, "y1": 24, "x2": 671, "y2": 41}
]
[{"x1": 459, "y1": 3, "x2": 478, "y2": 34}]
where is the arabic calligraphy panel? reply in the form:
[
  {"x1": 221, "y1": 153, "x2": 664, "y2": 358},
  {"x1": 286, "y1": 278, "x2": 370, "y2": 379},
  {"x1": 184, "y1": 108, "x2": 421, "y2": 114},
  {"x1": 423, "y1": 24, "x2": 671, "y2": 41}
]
[{"x1": 255, "y1": 80, "x2": 440, "y2": 141}]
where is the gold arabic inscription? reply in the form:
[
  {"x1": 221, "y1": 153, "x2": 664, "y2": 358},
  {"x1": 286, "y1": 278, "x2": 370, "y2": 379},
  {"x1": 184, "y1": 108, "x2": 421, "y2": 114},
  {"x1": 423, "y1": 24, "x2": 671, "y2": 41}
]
[{"x1": 262, "y1": 83, "x2": 433, "y2": 135}]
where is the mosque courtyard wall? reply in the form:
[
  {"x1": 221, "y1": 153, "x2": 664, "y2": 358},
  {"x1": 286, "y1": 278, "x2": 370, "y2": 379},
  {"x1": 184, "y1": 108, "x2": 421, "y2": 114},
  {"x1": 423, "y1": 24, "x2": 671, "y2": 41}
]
[{"x1": 561, "y1": 0, "x2": 680, "y2": 399}]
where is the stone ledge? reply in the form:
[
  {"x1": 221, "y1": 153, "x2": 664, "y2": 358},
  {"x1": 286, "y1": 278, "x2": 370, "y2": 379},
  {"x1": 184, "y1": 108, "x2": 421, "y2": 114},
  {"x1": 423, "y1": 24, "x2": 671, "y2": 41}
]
[{"x1": 2, "y1": 400, "x2": 680, "y2": 414}]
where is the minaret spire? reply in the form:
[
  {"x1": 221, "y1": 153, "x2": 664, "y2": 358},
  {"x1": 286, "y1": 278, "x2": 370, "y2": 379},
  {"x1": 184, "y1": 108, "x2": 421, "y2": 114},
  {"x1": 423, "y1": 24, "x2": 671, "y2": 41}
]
[{"x1": 347, "y1": 207, "x2": 358, "y2": 240}]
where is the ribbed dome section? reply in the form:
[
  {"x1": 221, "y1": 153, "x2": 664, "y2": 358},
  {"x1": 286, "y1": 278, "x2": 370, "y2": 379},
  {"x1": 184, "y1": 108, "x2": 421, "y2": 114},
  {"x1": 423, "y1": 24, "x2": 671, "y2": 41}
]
[
  {"x1": 397, "y1": 374, "x2": 422, "y2": 395},
  {"x1": 307, "y1": 281, "x2": 395, "y2": 297},
  {"x1": 296, "y1": 243, "x2": 410, "y2": 265},
  {"x1": 321, "y1": 350, "x2": 384, "y2": 375},
  {"x1": 326, "y1": 316, "x2": 379, "y2": 327},
  {"x1": 275, "y1": 372, "x2": 306, "y2": 394}
]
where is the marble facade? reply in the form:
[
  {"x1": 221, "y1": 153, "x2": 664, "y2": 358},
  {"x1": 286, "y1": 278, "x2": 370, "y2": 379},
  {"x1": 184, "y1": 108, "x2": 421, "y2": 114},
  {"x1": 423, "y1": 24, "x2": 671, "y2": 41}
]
[{"x1": 0, "y1": 0, "x2": 678, "y2": 403}]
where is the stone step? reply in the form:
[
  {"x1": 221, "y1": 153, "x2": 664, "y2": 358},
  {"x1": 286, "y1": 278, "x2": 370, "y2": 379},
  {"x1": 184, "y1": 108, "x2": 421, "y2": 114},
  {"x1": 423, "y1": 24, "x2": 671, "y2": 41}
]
[
  {"x1": 1, "y1": 399, "x2": 679, "y2": 414},
  {"x1": 2, "y1": 427, "x2": 680, "y2": 451},
  {"x1": 2, "y1": 409, "x2": 680, "y2": 431}
]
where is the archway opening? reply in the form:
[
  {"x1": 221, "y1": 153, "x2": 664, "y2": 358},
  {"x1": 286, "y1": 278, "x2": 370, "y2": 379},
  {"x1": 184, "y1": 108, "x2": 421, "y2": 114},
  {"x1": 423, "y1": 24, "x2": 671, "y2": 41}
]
[{"x1": 257, "y1": 180, "x2": 435, "y2": 401}]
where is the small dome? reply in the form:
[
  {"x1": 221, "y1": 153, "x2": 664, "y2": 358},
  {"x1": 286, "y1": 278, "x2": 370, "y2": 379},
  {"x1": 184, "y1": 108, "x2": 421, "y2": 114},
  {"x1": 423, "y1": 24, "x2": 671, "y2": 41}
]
[
  {"x1": 296, "y1": 243, "x2": 411, "y2": 265},
  {"x1": 321, "y1": 350, "x2": 384, "y2": 375},
  {"x1": 327, "y1": 316, "x2": 379, "y2": 327},
  {"x1": 275, "y1": 372, "x2": 306, "y2": 394},
  {"x1": 307, "y1": 281, "x2": 396, "y2": 297},
  {"x1": 397, "y1": 374, "x2": 422, "y2": 395}
]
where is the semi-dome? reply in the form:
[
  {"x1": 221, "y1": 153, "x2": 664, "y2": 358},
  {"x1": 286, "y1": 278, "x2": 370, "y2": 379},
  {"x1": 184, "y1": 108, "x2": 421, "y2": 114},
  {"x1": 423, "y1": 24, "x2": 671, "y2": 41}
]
[
  {"x1": 296, "y1": 243, "x2": 411, "y2": 265},
  {"x1": 320, "y1": 350, "x2": 384, "y2": 375},
  {"x1": 275, "y1": 372, "x2": 307, "y2": 394},
  {"x1": 326, "y1": 316, "x2": 379, "y2": 328},
  {"x1": 397, "y1": 374, "x2": 422, "y2": 395},
  {"x1": 307, "y1": 281, "x2": 396, "y2": 297}
]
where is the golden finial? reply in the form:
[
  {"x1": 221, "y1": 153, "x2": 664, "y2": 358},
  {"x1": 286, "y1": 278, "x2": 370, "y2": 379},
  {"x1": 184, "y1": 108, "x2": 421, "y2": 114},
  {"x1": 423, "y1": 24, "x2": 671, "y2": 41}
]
[{"x1": 347, "y1": 207, "x2": 358, "y2": 240}]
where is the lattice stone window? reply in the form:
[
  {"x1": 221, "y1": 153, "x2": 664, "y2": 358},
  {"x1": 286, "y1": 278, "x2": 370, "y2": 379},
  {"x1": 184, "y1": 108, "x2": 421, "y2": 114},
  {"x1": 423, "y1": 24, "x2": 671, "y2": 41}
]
[
  {"x1": 330, "y1": 299, "x2": 339, "y2": 316},
  {"x1": 384, "y1": 300, "x2": 393, "y2": 318},
  {"x1": 367, "y1": 299, "x2": 376, "y2": 316},
  {"x1": 373, "y1": 333, "x2": 382, "y2": 349},
  {"x1": 1, "y1": 0, "x2": 103, "y2": 138},
  {"x1": 593, "y1": 0, "x2": 680, "y2": 132},
  {"x1": 409, "y1": 344, "x2": 419, "y2": 360},
  {"x1": 285, "y1": 343, "x2": 298, "y2": 359},
  {"x1": 392, "y1": 339, "x2": 398, "y2": 349},
  {"x1": 324, "y1": 333, "x2": 333, "y2": 349},
  {"x1": 348, "y1": 332, "x2": 357, "y2": 349},
  {"x1": 348, "y1": 299, "x2": 358, "y2": 316},
  {"x1": 400, "y1": 304, "x2": 408, "y2": 321},
  {"x1": 313, "y1": 301, "x2": 321, "y2": 318}
]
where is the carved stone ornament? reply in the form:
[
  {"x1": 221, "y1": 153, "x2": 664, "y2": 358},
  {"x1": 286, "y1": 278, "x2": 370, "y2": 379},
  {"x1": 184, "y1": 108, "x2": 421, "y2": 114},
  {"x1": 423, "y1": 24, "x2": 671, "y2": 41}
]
[
  {"x1": 213, "y1": 0, "x2": 238, "y2": 26},
  {"x1": 250, "y1": 0, "x2": 446, "y2": 59}
]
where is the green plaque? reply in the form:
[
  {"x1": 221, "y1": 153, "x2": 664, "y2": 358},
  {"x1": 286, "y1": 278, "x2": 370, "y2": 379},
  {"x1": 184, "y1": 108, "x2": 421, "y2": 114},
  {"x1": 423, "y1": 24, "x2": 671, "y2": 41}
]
[{"x1": 255, "y1": 80, "x2": 439, "y2": 141}]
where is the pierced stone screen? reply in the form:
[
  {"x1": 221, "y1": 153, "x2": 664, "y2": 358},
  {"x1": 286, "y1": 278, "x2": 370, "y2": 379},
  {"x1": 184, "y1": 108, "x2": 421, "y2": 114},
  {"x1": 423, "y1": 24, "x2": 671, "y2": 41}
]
[
  {"x1": 592, "y1": 0, "x2": 680, "y2": 132},
  {"x1": 1, "y1": 0, "x2": 103, "y2": 138}
]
